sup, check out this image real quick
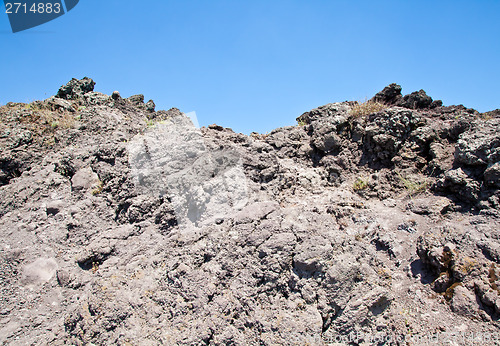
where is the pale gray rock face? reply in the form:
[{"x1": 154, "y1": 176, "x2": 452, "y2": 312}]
[
  {"x1": 0, "y1": 79, "x2": 499, "y2": 345},
  {"x1": 71, "y1": 167, "x2": 100, "y2": 191},
  {"x1": 127, "y1": 115, "x2": 249, "y2": 228}
]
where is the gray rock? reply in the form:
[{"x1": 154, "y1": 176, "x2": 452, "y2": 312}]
[
  {"x1": 398, "y1": 89, "x2": 434, "y2": 109},
  {"x1": 83, "y1": 91, "x2": 110, "y2": 106},
  {"x1": 450, "y1": 285, "x2": 479, "y2": 317},
  {"x1": 293, "y1": 236, "x2": 333, "y2": 275},
  {"x1": 111, "y1": 91, "x2": 121, "y2": 100},
  {"x1": 56, "y1": 77, "x2": 95, "y2": 100},
  {"x1": 310, "y1": 116, "x2": 347, "y2": 153},
  {"x1": 234, "y1": 201, "x2": 278, "y2": 224},
  {"x1": 370, "y1": 83, "x2": 402, "y2": 105},
  {"x1": 456, "y1": 118, "x2": 500, "y2": 166},
  {"x1": 71, "y1": 167, "x2": 100, "y2": 191},
  {"x1": 484, "y1": 163, "x2": 500, "y2": 187},
  {"x1": 127, "y1": 94, "x2": 145, "y2": 105},
  {"x1": 145, "y1": 99, "x2": 156, "y2": 112},
  {"x1": 48, "y1": 96, "x2": 75, "y2": 112},
  {"x1": 296, "y1": 102, "x2": 351, "y2": 125}
]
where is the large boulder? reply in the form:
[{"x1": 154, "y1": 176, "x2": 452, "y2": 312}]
[
  {"x1": 455, "y1": 118, "x2": 500, "y2": 166},
  {"x1": 484, "y1": 163, "x2": 500, "y2": 187},
  {"x1": 370, "y1": 83, "x2": 402, "y2": 105},
  {"x1": 363, "y1": 108, "x2": 421, "y2": 164},
  {"x1": 56, "y1": 77, "x2": 95, "y2": 100},
  {"x1": 371, "y1": 84, "x2": 442, "y2": 109},
  {"x1": 296, "y1": 102, "x2": 351, "y2": 125},
  {"x1": 398, "y1": 89, "x2": 435, "y2": 109}
]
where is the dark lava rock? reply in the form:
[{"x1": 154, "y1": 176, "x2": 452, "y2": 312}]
[
  {"x1": 56, "y1": 77, "x2": 96, "y2": 100},
  {"x1": 370, "y1": 83, "x2": 402, "y2": 105},
  {"x1": 398, "y1": 89, "x2": 434, "y2": 109}
]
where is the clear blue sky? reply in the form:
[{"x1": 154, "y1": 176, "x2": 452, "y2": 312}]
[{"x1": 1, "y1": 0, "x2": 499, "y2": 134}]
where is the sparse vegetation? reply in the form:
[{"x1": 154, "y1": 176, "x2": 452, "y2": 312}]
[
  {"x1": 349, "y1": 100, "x2": 387, "y2": 118},
  {"x1": 2, "y1": 78, "x2": 500, "y2": 343},
  {"x1": 43, "y1": 110, "x2": 76, "y2": 130},
  {"x1": 92, "y1": 262, "x2": 99, "y2": 273},
  {"x1": 397, "y1": 172, "x2": 428, "y2": 196},
  {"x1": 444, "y1": 282, "x2": 462, "y2": 301},
  {"x1": 297, "y1": 119, "x2": 306, "y2": 127},
  {"x1": 457, "y1": 256, "x2": 477, "y2": 275},
  {"x1": 145, "y1": 118, "x2": 165, "y2": 128},
  {"x1": 377, "y1": 268, "x2": 392, "y2": 281},
  {"x1": 92, "y1": 180, "x2": 104, "y2": 195},
  {"x1": 353, "y1": 177, "x2": 369, "y2": 191},
  {"x1": 1, "y1": 102, "x2": 77, "y2": 149}
]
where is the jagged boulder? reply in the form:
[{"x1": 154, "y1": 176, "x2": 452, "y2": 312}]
[
  {"x1": 56, "y1": 77, "x2": 95, "y2": 100},
  {"x1": 296, "y1": 102, "x2": 351, "y2": 125},
  {"x1": 370, "y1": 83, "x2": 402, "y2": 105},
  {"x1": 455, "y1": 118, "x2": 500, "y2": 166},
  {"x1": 363, "y1": 108, "x2": 421, "y2": 165},
  {"x1": 485, "y1": 163, "x2": 500, "y2": 187},
  {"x1": 127, "y1": 94, "x2": 144, "y2": 105},
  {"x1": 371, "y1": 84, "x2": 442, "y2": 109},
  {"x1": 398, "y1": 89, "x2": 434, "y2": 109}
]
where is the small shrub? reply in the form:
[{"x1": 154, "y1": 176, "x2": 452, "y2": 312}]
[
  {"x1": 353, "y1": 177, "x2": 369, "y2": 191},
  {"x1": 41, "y1": 110, "x2": 76, "y2": 130},
  {"x1": 92, "y1": 181, "x2": 104, "y2": 195},
  {"x1": 458, "y1": 256, "x2": 477, "y2": 274},
  {"x1": 377, "y1": 268, "x2": 392, "y2": 281},
  {"x1": 349, "y1": 100, "x2": 387, "y2": 118},
  {"x1": 444, "y1": 282, "x2": 462, "y2": 301},
  {"x1": 25, "y1": 101, "x2": 44, "y2": 111},
  {"x1": 92, "y1": 262, "x2": 99, "y2": 273}
]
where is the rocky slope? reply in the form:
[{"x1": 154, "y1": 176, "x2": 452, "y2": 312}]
[{"x1": 0, "y1": 78, "x2": 499, "y2": 345}]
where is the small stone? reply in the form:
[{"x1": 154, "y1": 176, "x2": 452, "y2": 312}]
[
  {"x1": 71, "y1": 167, "x2": 100, "y2": 191},
  {"x1": 45, "y1": 200, "x2": 64, "y2": 215},
  {"x1": 111, "y1": 91, "x2": 121, "y2": 100},
  {"x1": 56, "y1": 270, "x2": 71, "y2": 287},
  {"x1": 145, "y1": 100, "x2": 156, "y2": 112}
]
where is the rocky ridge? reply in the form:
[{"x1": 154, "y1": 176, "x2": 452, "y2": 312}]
[{"x1": 0, "y1": 78, "x2": 499, "y2": 345}]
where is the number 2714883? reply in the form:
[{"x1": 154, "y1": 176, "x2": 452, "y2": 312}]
[{"x1": 5, "y1": 3, "x2": 62, "y2": 14}]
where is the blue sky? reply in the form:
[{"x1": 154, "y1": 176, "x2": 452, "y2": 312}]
[{"x1": 1, "y1": 0, "x2": 499, "y2": 134}]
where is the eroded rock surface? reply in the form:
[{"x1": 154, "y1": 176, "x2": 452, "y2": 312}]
[{"x1": 0, "y1": 79, "x2": 499, "y2": 345}]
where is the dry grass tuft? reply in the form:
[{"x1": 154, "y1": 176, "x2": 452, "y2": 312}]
[
  {"x1": 397, "y1": 173, "x2": 428, "y2": 197},
  {"x1": 0, "y1": 102, "x2": 79, "y2": 147},
  {"x1": 353, "y1": 177, "x2": 369, "y2": 191},
  {"x1": 349, "y1": 100, "x2": 387, "y2": 118}
]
